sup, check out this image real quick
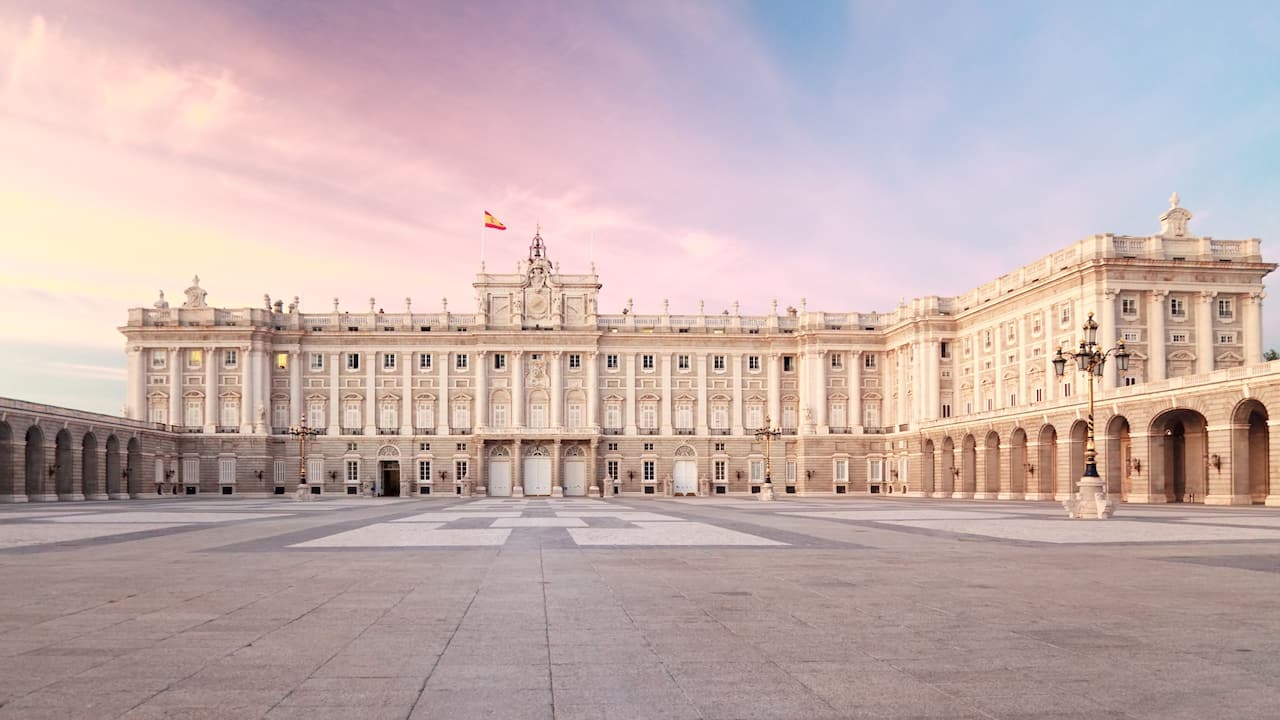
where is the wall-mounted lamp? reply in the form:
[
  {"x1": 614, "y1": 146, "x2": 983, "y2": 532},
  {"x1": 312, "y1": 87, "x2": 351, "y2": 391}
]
[
  {"x1": 1025, "y1": 463, "x2": 1035, "y2": 476},
  {"x1": 163, "y1": 469, "x2": 174, "y2": 480},
  {"x1": 254, "y1": 470, "x2": 264, "y2": 480},
  {"x1": 48, "y1": 463, "x2": 60, "y2": 478},
  {"x1": 805, "y1": 469, "x2": 813, "y2": 480},
  {"x1": 952, "y1": 467, "x2": 961, "y2": 478},
  {"x1": 329, "y1": 470, "x2": 338, "y2": 481},
  {"x1": 122, "y1": 467, "x2": 131, "y2": 479},
  {"x1": 1210, "y1": 454, "x2": 1221, "y2": 472},
  {"x1": 1129, "y1": 458, "x2": 1141, "y2": 475},
  {"x1": 439, "y1": 469, "x2": 449, "y2": 481},
  {"x1": 627, "y1": 470, "x2": 635, "y2": 480},
  {"x1": 889, "y1": 468, "x2": 898, "y2": 480},
  {"x1": 735, "y1": 470, "x2": 742, "y2": 480}
]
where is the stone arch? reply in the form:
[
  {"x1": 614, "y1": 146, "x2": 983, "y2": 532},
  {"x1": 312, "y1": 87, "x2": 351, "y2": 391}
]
[
  {"x1": 1068, "y1": 420, "x2": 1088, "y2": 496},
  {"x1": 105, "y1": 435, "x2": 121, "y2": 497},
  {"x1": 55, "y1": 429, "x2": 74, "y2": 498},
  {"x1": 939, "y1": 436, "x2": 955, "y2": 496},
  {"x1": 82, "y1": 432, "x2": 99, "y2": 499},
  {"x1": 673, "y1": 445, "x2": 696, "y2": 458},
  {"x1": 1008, "y1": 428, "x2": 1027, "y2": 498},
  {"x1": 526, "y1": 444, "x2": 549, "y2": 458},
  {"x1": 1149, "y1": 409, "x2": 1209, "y2": 503},
  {"x1": 922, "y1": 439, "x2": 935, "y2": 495},
  {"x1": 564, "y1": 445, "x2": 585, "y2": 457},
  {"x1": 376, "y1": 444, "x2": 400, "y2": 457},
  {"x1": 0, "y1": 421, "x2": 12, "y2": 497},
  {"x1": 1104, "y1": 415, "x2": 1132, "y2": 500},
  {"x1": 126, "y1": 438, "x2": 141, "y2": 497},
  {"x1": 1036, "y1": 425, "x2": 1058, "y2": 498},
  {"x1": 25, "y1": 425, "x2": 45, "y2": 498},
  {"x1": 1230, "y1": 399, "x2": 1270, "y2": 504},
  {"x1": 959, "y1": 434, "x2": 976, "y2": 496},
  {"x1": 490, "y1": 445, "x2": 510, "y2": 457},
  {"x1": 983, "y1": 431, "x2": 1001, "y2": 496}
]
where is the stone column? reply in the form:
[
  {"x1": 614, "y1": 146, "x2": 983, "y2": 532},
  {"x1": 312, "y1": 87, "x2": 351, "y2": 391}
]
[
  {"x1": 261, "y1": 349, "x2": 273, "y2": 433},
  {"x1": 168, "y1": 347, "x2": 181, "y2": 425},
  {"x1": 401, "y1": 350, "x2": 413, "y2": 434},
  {"x1": 363, "y1": 352, "x2": 376, "y2": 435},
  {"x1": 204, "y1": 347, "x2": 217, "y2": 432},
  {"x1": 896, "y1": 346, "x2": 908, "y2": 426},
  {"x1": 1101, "y1": 289, "x2": 1118, "y2": 391},
  {"x1": 1042, "y1": 315, "x2": 1056, "y2": 402},
  {"x1": 796, "y1": 350, "x2": 809, "y2": 432},
  {"x1": 240, "y1": 346, "x2": 255, "y2": 433},
  {"x1": 696, "y1": 352, "x2": 709, "y2": 435},
  {"x1": 551, "y1": 438, "x2": 562, "y2": 496},
  {"x1": 512, "y1": 350, "x2": 525, "y2": 429},
  {"x1": 1197, "y1": 291, "x2": 1217, "y2": 375},
  {"x1": 849, "y1": 351, "x2": 862, "y2": 431},
  {"x1": 767, "y1": 353, "x2": 781, "y2": 426},
  {"x1": 927, "y1": 341, "x2": 941, "y2": 420},
  {"x1": 1148, "y1": 290, "x2": 1168, "y2": 381},
  {"x1": 512, "y1": 438, "x2": 523, "y2": 495},
  {"x1": 659, "y1": 353, "x2": 672, "y2": 434},
  {"x1": 993, "y1": 334, "x2": 1003, "y2": 411},
  {"x1": 731, "y1": 354, "x2": 743, "y2": 434},
  {"x1": 815, "y1": 349, "x2": 828, "y2": 432},
  {"x1": 973, "y1": 331, "x2": 983, "y2": 412},
  {"x1": 586, "y1": 351, "x2": 599, "y2": 428},
  {"x1": 328, "y1": 352, "x2": 340, "y2": 435},
  {"x1": 126, "y1": 346, "x2": 144, "y2": 421},
  {"x1": 1244, "y1": 292, "x2": 1264, "y2": 365},
  {"x1": 624, "y1": 353, "x2": 637, "y2": 434},
  {"x1": 551, "y1": 350, "x2": 564, "y2": 430},
  {"x1": 475, "y1": 350, "x2": 488, "y2": 430},
  {"x1": 438, "y1": 351, "x2": 450, "y2": 432},
  {"x1": 289, "y1": 350, "x2": 302, "y2": 429}
]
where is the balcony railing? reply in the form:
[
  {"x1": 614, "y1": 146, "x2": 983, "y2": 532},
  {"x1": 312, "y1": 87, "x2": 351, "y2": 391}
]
[
  {"x1": 215, "y1": 426, "x2": 239, "y2": 434},
  {"x1": 710, "y1": 428, "x2": 731, "y2": 436},
  {"x1": 864, "y1": 426, "x2": 892, "y2": 434},
  {"x1": 781, "y1": 427, "x2": 797, "y2": 435},
  {"x1": 673, "y1": 428, "x2": 695, "y2": 435},
  {"x1": 341, "y1": 427, "x2": 363, "y2": 435},
  {"x1": 273, "y1": 427, "x2": 289, "y2": 435},
  {"x1": 638, "y1": 427, "x2": 660, "y2": 435},
  {"x1": 451, "y1": 427, "x2": 472, "y2": 435},
  {"x1": 602, "y1": 427, "x2": 623, "y2": 435},
  {"x1": 829, "y1": 426, "x2": 851, "y2": 434},
  {"x1": 175, "y1": 426, "x2": 203, "y2": 434},
  {"x1": 377, "y1": 428, "x2": 400, "y2": 435},
  {"x1": 413, "y1": 427, "x2": 436, "y2": 435}
]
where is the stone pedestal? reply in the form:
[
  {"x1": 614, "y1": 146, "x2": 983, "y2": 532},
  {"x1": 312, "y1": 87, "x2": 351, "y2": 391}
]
[
  {"x1": 587, "y1": 486, "x2": 600, "y2": 497},
  {"x1": 1266, "y1": 495, "x2": 1280, "y2": 507},
  {"x1": 1063, "y1": 476, "x2": 1114, "y2": 519},
  {"x1": 973, "y1": 492, "x2": 999, "y2": 500},
  {"x1": 474, "y1": 485, "x2": 486, "y2": 497},
  {"x1": 513, "y1": 485, "x2": 524, "y2": 497},
  {"x1": 758, "y1": 484, "x2": 775, "y2": 502},
  {"x1": 1205, "y1": 494, "x2": 1252, "y2": 506},
  {"x1": 951, "y1": 492, "x2": 973, "y2": 499},
  {"x1": 294, "y1": 485, "x2": 313, "y2": 501},
  {"x1": 552, "y1": 486, "x2": 564, "y2": 497}
]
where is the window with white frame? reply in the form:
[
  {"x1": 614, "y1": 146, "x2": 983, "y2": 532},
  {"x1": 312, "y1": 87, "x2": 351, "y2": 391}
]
[
  {"x1": 1060, "y1": 305, "x2": 1071, "y2": 325},
  {"x1": 830, "y1": 353, "x2": 843, "y2": 370},
  {"x1": 1032, "y1": 316, "x2": 1042, "y2": 335},
  {"x1": 343, "y1": 401, "x2": 361, "y2": 428},
  {"x1": 1170, "y1": 297, "x2": 1186, "y2": 318},
  {"x1": 452, "y1": 400, "x2": 470, "y2": 429},
  {"x1": 710, "y1": 402, "x2": 729, "y2": 429},
  {"x1": 310, "y1": 353, "x2": 324, "y2": 370},
  {"x1": 151, "y1": 350, "x2": 167, "y2": 369},
  {"x1": 604, "y1": 401, "x2": 622, "y2": 429},
  {"x1": 714, "y1": 460, "x2": 726, "y2": 482},
  {"x1": 834, "y1": 459, "x2": 848, "y2": 482},
  {"x1": 605, "y1": 354, "x2": 619, "y2": 370},
  {"x1": 1218, "y1": 332, "x2": 1236, "y2": 344},
  {"x1": 941, "y1": 403, "x2": 951, "y2": 418},
  {"x1": 641, "y1": 354, "x2": 655, "y2": 371},
  {"x1": 863, "y1": 403, "x2": 880, "y2": 428},
  {"x1": 1171, "y1": 332, "x2": 1188, "y2": 344},
  {"x1": 567, "y1": 402, "x2": 583, "y2": 429},
  {"x1": 785, "y1": 461, "x2": 797, "y2": 483},
  {"x1": 491, "y1": 400, "x2": 508, "y2": 428},
  {"x1": 1121, "y1": 297, "x2": 1138, "y2": 316},
  {"x1": 346, "y1": 353, "x2": 360, "y2": 370},
  {"x1": 747, "y1": 355, "x2": 761, "y2": 371},
  {"x1": 984, "y1": 330, "x2": 993, "y2": 349},
  {"x1": 642, "y1": 460, "x2": 655, "y2": 482},
  {"x1": 345, "y1": 459, "x2": 359, "y2": 483},
  {"x1": 674, "y1": 401, "x2": 693, "y2": 429},
  {"x1": 224, "y1": 349, "x2": 238, "y2": 368},
  {"x1": 188, "y1": 349, "x2": 203, "y2": 368},
  {"x1": 1062, "y1": 382, "x2": 1072, "y2": 397},
  {"x1": 185, "y1": 399, "x2": 203, "y2": 427},
  {"x1": 415, "y1": 400, "x2": 434, "y2": 428},
  {"x1": 639, "y1": 401, "x2": 657, "y2": 429},
  {"x1": 780, "y1": 403, "x2": 796, "y2": 430},
  {"x1": 868, "y1": 459, "x2": 883, "y2": 482},
  {"x1": 750, "y1": 460, "x2": 763, "y2": 483},
  {"x1": 712, "y1": 355, "x2": 726, "y2": 371},
  {"x1": 568, "y1": 353, "x2": 581, "y2": 370},
  {"x1": 1124, "y1": 376, "x2": 1139, "y2": 386},
  {"x1": 746, "y1": 402, "x2": 764, "y2": 430},
  {"x1": 830, "y1": 401, "x2": 846, "y2": 428},
  {"x1": 418, "y1": 460, "x2": 431, "y2": 483},
  {"x1": 864, "y1": 353, "x2": 877, "y2": 370},
  {"x1": 1218, "y1": 297, "x2": 1234, "y2": 319},
  {"x1": 529, "y1": 398, "x2": 547, "y2": 428},
  {"x1": 219, "y1": 457, "x2": 235, "y2": 485},
  {"x1": 1121, "y1": 330, "x2": 1141, "y2": 342},
  {"x1": 455, "y1": 460, "x2": 469, "y2": 480},
  {"x1": 418, "y1": 353, "x2": 432, "y2": 370},
  {"x1": 379, "y1": 401, "x2": 397, "y2": 429},
  {"x1": 455, "y1": 353, "x2": 468, "y2": 370},
  {"x1": 272, "y1": 401, "x2": 288, "y2": 429},
  {"x1": 1034, "y1": 388, "x2": 1044, "y2": 403},
  {"x1": 782, "y1": 355, "x2": 795, "y2": 372},
  {"x1": 149, "y1": 400, "x2": 167, "y2": 425},
  {"x1": 677, "y1": 354, "x2": 690, "y2": 371},
  {"x1": 308, "y1": 400, "x2": 325, "y2": 428},
  {"x1": 606, "y1": 459, "x2": 619, "y2": 482},
  {"x1": 220, "y1": 397, "x2": 239, "y2": 427},
  {"x1": 382, "y1": 353, "x2": 396, "y2": 370},
  {"x1": 493, "y1": 353, "x2": 506, "y2": 370}
]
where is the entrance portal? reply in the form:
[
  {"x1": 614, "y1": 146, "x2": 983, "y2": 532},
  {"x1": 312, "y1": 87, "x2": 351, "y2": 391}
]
[
  {"x1": 563, "y1": 461, "x2": 585, "y2": 496},
  {"x1": 524, "y1": 447, "x2": 552, "y2": 496},
  {"x1": 674, "y1": 460, "x2": 697, "y2": 496},
  {"x1": 379, "y1": 460, "x2": 400, "y2": 497}
]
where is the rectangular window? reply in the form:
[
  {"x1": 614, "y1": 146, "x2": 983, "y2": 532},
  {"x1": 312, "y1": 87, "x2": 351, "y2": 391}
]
[
  {"x1": 941, "y1": 403, "x2": 951, "y2": 419},
  {"x1": 677, "y1": 354, "x2": 690, "y2": 371},
  {"x1": 642, "y1": 460, "x2": 655, "y2": 482},
  {"x1": 271, "y1": 353, "x2": 286, "y2": 370},
  {"x1": 940, "y1": 342, "x2": 950, "y2": 359},
  {"x1": 641, "y1": 354, "x2": 654, "y2": 371},
  {"x1": 418, "y1": 353, "x2": 432, "y2": 370},
  {"x1": 1060, "y1": 305, "x2": 1071, "y2": 324},
  {"x1": 606, "y1": 354, "x2": 619, "y2": 370},
  {"x1": 606, "y1": 460, "x2": 619, "y2": 481},
  {"x1": 310, "y1": 353, "x2": 324, "y2": 370},
  {"x1": 224, "y1": 349, "x2": 238, "y2": 368},
  {"x1": 455, "y1": 460, "x2": 469, "y2": 481},
  {"x1": 643, "y1": 442, "x2": 654, "y2": 452},
  {"x1": 864, "y1": 354, "x2": 876, "y2": 370},
  {"x1": 714, "y1": 460, "x2": 726, "y2": 482},
  {"x1": 1218, "y1": 298, "x2": 1234, "y2": 319},
  {"x1": 346, "y1": 353, "x2": 360, "y2": 370},
  {"x1": 782, "y1": 356, "x2": 795, "y2": 372},
  {"x1": 456, "y1": 442, "x2": 467, "y2": 451},
  {"x1": 1121, "y1": 297, "x2": 1137, "y2": 316},
  {"x1": 868, "y1": 459, "x2": 882, "y2": 482},
  {"x1": 455, "y1": 354, "x2": 468, "y2": 370},
  {"x1": 712, "y1": 355, "x2": 726, "y2": 371},
  {"x1": 1171, "y1": 332, "x2": 1188, "y2": 344},
  {"x1": 188, "y1": 349, "x2": 203, "y2": 368},
  {"x1": 785, "y1": 461, "x2": 797, "y2": 483},
  {"x1": 418, "y1": 460, "x2": 431, "y2": 483},
  {"x1": 830, "y1": 353, "x2": 843, "y2": 370},
  {"x1": 1218, "y1": 332, "x2": 1235, "y2": 344},
  {"x1": 151, "y1": 350, "x2": 167, "y2": 369},
  {"x1": 568, "y1": 353, "x2": 581, "y2": 369},
  {"x1": 1121, "y1": 330, "x2": 1141, "y2": 342},
  {"x1": 1009, "y1": 393, "x2": 1017, "y2": 407},
  {"x1": 714, "y1": 442, "x2": 726, "y2": 452},
  {"x1": 345, "y1": 459, "x2": 359, "y2": 483},
  {"x1": 1170, "y1": 297, "x2": 1186, "y2": 317},
  {"x1": 382, "y1": 353, "x2": 396, "y2": 370},
  {"x1": 493, "y1": 353, "x2": 506, "y2": 370},
  {"x1": 607, "y1": 442, "x2": 618, "y2": 451},
  {"x1": 1063, "y1": 382, "x2": 1072, "y2": 397},
  {"x1": 1034, "y1": 388, "x2": 1044, "y2": 403},
  {"x1": 834, "y1": 459, "x2": 848, "y2": 482},
  {"x1": 1124, "y1": 376, "x2": 1138, "y2": 386},
  {"x1": 747, "y1": 355, "x2": 761, "y2": 371},
  {"x1": 750, "y1": 460, "x2": 763, "y2": 483}
]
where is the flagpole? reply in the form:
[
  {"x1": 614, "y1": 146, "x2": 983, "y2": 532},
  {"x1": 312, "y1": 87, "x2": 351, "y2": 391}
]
[{"x1": 481, "y1": 221, "x2": 486, "y2": 267}]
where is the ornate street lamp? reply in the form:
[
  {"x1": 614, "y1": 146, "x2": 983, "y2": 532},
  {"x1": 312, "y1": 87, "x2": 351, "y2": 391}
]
[
  {"x1": 1053, "y1": 312, "x2": 1130, "y2": 519},
  {"x1": 754, "y1": 415, "x2": 782, "y2": 502},
  {"x1": 287, "y1": 416, "x2": 322, "y2": 501}
]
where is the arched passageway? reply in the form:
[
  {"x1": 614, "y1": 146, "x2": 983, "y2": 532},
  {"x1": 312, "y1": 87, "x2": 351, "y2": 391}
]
[
  {"x1": 82, "y1": 433, "x2": 99, "y2": 499},
  {"x1": 126, "y1": 439, "x2": 142, "y2": 497},
  {"x1": 939, "y1": 437, "x2": 955, "y2": 496},
  {"x1": 1007, "y1": 428, "x2": 1027, "y2": 498},
  {"x1": 1150, "y1": 409, "x2": 1208, "y2": 503},
  {"x1": 1068, "y1": 421, "x2": 1088, "y2": 496},
  {"x1": 1231, "y1": 400, "x2": 1270, "y2": 504},
  {"x1": 959, "y1": 435, "x2": 976, "y2": 497},
  {"x1": 982, "y1": 431, "x2": 1001, "y2": 497},
  {"x1": 25, "y1": 426, "x2": 45, "y2": 498},
  {"x1": 0, "y1": 421, "x2": 12, "y2": 497},
  {"x1": 55, "y1": 429, "x2": 74, "y2": 498},
  {"x1": 1034, "y1": 425, "x2": 1058, "y2": 500},
  {"x1": 1105, "y1": 416, "x2": 1132, "y2": 500},
  {"x1": 921, "y1": 439, "x2": 935, "y2": 495},
  {"x1": 105, "y1": 435, "x2": 121, "y2": 497}
]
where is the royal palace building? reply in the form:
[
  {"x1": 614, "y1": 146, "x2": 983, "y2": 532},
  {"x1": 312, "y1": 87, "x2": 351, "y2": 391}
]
[{"x1": 2, "y1": 194, "x2": 1278, "y2": 505}]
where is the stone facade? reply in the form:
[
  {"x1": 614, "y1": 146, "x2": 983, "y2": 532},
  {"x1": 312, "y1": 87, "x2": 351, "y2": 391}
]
[{"x1": 2, "y1": 195, "x2": 1274, "y2": 504}]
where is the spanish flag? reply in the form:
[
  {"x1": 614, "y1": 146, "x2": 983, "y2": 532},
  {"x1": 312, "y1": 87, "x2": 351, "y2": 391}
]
[{"x1": 483, "y1": 211, "x2": 506, "y2": 230}]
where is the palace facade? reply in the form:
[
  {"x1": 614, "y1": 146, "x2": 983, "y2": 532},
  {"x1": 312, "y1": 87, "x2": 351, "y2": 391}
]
[{"x1": 2, "y1": 195, "x2": 1277, "y2": 504}]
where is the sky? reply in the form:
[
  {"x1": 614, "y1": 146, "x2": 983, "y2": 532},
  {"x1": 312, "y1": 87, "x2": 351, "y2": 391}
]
[{"x1": 1, "y1": 1, "x2": 1278, "y2": 415}]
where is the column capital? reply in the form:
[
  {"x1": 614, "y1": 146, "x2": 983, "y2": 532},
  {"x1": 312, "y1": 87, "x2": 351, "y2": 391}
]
[
  {"x1": 1103, "y1": 289, "x2": 1119, "y2": 300},
  {"x1": 1149, "y1": 290, "x2": 1169, "y2": 301},
  {"x1": 204, "y1": 345, "x2": 216, "y2": 353},
  {"x1": 1200, "y1": 290, "x2": 1219, "y2": 300},
  {"x1": 476, "y1": 349, "x2": 487, "y2": 358},
  {"x1": 512, "y1": 349, "x2": 525, "y2": 358},
  {"x1": 552, "y1": 349, "x2": 563, "y2": 358}
]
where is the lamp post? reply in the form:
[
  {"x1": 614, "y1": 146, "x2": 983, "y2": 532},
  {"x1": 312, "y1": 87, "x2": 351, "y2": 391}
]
[
  {"x1": 287, "y1": 416, "x2": 322, "y2": 501},
  {"x1": 1053, "y1": 311, "x2": 1130, "y2": 519},
  {"x1": 754, "y1": 415, "x2": 782, "y2": 501}
]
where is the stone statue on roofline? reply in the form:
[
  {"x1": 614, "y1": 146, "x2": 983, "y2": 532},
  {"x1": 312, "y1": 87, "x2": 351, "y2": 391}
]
[{"x1": 182, "y1": 276, "x2": 207, "y2": 308}]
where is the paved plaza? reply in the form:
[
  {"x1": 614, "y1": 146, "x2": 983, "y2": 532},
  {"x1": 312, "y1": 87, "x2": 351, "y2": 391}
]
[{"x1": 1, "y1": 496, "x2": 1278, "y2": 719}]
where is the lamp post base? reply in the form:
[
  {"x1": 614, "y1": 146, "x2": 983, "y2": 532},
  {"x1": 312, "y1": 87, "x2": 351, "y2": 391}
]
[
  {"x1": 294, "y1": 484, "x2": 314, "y2": 502},
  {"x1": 758, "y1": 485, "x2": 775, "y2": 502},
  {"x1": 1063, "y1": 476, "x2": 1114, "y2": 519}
]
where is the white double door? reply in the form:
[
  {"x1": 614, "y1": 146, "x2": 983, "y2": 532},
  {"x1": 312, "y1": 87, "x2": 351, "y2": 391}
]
[
  {"x1": 563, "y1": 461, "x2": 585, "y2": 496},
  {"x1": 489, "y1": 461, "x2": 512, "y2": 497},
  {"x1": 674, "y1": 460, "x2": 697, "y2": 496},
  {"x1": 523, "y1": 456, "x2": 552, "y2": 496}
]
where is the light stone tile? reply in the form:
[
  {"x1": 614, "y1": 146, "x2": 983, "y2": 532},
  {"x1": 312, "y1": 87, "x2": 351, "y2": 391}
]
[
  {"x1": 490, "y1": 517, "x2": 587, "y2": 527},
  {"x1": 0, "y1": 523, "x2": 185, "y2": 549},
  {"x1": 568, "y1": 521, "x2": 786, "y2": 546},
  {"x1": 391, "y1": 511, "x2": 523, "y2": 522},
  {"x1": 290, "y1": 523, "x2": 511, "y2": 547},
  {"x1": 881, "y1": 518, "x2": 1280, "y2": 543},
  {"x1": 555, "y1": 511, "x2": 683, "y2": 522},
  {"x1": 48, "y1": 512, "x2": 292, "y2": 524},
  {"x1": 782, "y1": 509, "x2": 1014, "y2": 521}
]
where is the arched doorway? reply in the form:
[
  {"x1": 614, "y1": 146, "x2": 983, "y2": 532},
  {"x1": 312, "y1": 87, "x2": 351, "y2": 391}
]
[
  {"x1": 1105, "y1": 416, "x2": 1132, "y2": 500},
  {"x1": 25, "y1": 425, "x2": 45, "y2": 499},
  {"x1": 0, "y1": 421, "x2": 12, "y2": 498},
  {"x1": 523, "y1": 445, "x2": 551, "y2": 496},
  {"x1": 82, "y1": 433, "x2": 99, "y2": 499},
  {"x1": 958, "y1": 435, "x2": 976, "y2": 498},
  {"x1": 55, "y1": 429, "x2": 74, "y2": 499},
  {"x1": 1007, "y1": 428, "x2": 1027, "y2": 499},
  {"x1": 1034, "y1": 425, "x2": 1057, "y2": 500},
  {"x1": 564, "y1": 446, "x2": 587, "y2": 496},
  {"x1": 1150, "y1": 409, "x2": 1208, "y2": 503},
  {"x1": 1231, "y1": 400, "x2": 1270, "y2": 504},
  {"x1": 105, "y1": 435, "x2": 121, "y2": 497},
  {"x1": 939, "y1": 437, "x2": 955, "y2": 497},
  {"x1": 377, "y1": 445, "x2": 401, "y2": 497},
  {"x1": 1068, "y1": 421, "x2": 1088, "y2": 497},
  {"x1": 922, "y1": 439, "x2": 936, "y2": 496},
  {"x1": 672, "y1": 445, "x2": 696, "y2": 496},
  {"x1": 126, "y1": 438, "x2": 142, "y2": 497},
  {"x1": 489, "y1": 445, "x2": 512, "y2": 497},
  {"x1": 981, "y1": 431, "x2": 1000, "y2": 498}
]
